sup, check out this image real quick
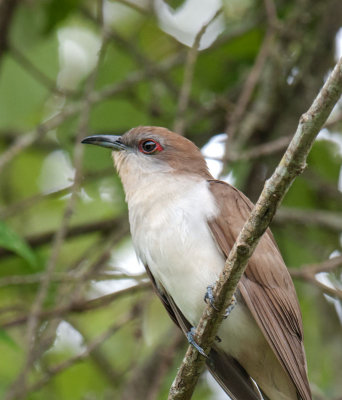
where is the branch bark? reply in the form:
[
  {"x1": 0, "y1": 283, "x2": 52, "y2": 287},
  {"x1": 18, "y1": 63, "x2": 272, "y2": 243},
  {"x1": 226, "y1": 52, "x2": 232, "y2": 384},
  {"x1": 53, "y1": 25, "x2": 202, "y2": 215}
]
[{"x1": 168, "y1": 57, "x2": 342, "y2": 399}]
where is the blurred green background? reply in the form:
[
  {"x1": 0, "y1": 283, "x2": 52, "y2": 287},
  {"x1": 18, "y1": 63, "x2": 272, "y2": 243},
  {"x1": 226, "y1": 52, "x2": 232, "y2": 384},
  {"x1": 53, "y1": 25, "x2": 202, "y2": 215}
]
[{"x1": 0, "y1": 0, "x2": 341, "y2": 399}]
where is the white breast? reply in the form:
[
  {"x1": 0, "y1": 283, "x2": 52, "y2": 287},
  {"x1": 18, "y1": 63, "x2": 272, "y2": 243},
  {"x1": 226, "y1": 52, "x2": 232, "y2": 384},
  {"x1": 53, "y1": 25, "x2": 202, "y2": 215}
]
[{"x1": 127, "y1": 174, "x2": 224, "y2": 325}]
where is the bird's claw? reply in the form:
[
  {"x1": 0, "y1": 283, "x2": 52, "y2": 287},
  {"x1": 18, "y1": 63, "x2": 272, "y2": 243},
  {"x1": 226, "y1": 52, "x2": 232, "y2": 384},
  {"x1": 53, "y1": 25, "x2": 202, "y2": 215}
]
[
  {"x1": 187, "y1": 327, "x2": 208, "y2": 358},
  {"x1": 204, "y1": 285, "x2": 219, "y2": 310},
  {"x1": 204, "y1": 285, "x2": 237, "y2": 318},
  {"x1": 223, "y1": 295, "x2": 237, "y2": 318}
]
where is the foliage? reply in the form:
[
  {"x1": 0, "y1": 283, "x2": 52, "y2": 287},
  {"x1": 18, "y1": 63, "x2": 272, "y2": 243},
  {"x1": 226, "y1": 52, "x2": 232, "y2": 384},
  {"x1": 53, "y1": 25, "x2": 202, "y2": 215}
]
[{"x1": 0, "y1": 0, "x2": 341, "y2": 399}]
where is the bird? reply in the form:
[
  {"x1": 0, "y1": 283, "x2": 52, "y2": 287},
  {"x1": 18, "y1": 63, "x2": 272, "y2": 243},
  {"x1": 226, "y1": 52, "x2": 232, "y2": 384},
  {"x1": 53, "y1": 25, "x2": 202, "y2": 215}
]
[{"x1": 82, "y1": 126, "x2": 312, "y2": 400}]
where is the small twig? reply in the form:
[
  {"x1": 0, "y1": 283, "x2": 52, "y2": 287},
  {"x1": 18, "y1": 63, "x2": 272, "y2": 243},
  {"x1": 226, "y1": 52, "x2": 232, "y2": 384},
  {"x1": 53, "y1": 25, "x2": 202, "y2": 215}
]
[
  {"x1": 293, "y1": 273, "x2": 342, "y2": 300},
  {"x1": 290, "y1": 255, "x2": 342, "y2": 299},
  {"x1": 274, "y1": 207, "x2": 342, "y2": 232},
  {"x1": 231, "y1": 135, "x2": 292, "y2": 161},
  {"x1": 1, "y1": 282, "x2": 151, "y2": 329},
  {"x1": 0, "y1": 187, "x2": 71, "y2": 220},
  {"x1": 168, "y1": 57, "x2": 342, "y2": 400},
  {"x1": 0, "y1": 104, "x2": 80, "y2": 173},
  {"x1": 0, "y1": 271, "x2": 146, "y2": 288},
  {"x1": 147, "y1": 330, "x2": 185, "y2": 400},
  {"x1": 224, "y1": 0, "x2": 278, "y2": 157},
  {"x1": 206, "y1": 135, "x2": 292, "y2": 162},
  {"x1": 121, "y1": 327, "x2": 184, "y2": 400},
  {"x1": 67, "y1": 317, "x2": 122, "y2": 386},
  {"x1": 0, "y1": 216, "x2": 129, "y2": 259},
  {"x1": 173, "y1": 9, "x2": 222, "y2": 135},
  {"x1": 10, "y1": 45, "x2": 75, "y2": 97},
  {"x1": 290, "y1": 255, "x2": 342, "y2": 276},
  {"x1": 224, "y1": 27, "x2": 274, "y2": 158}
]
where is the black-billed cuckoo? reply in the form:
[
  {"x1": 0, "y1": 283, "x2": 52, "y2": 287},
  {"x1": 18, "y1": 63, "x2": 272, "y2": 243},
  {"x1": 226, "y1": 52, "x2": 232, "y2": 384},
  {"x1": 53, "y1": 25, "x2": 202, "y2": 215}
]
[{"x1": 82, "y1": 126, "x2": 311, "y2": 400}]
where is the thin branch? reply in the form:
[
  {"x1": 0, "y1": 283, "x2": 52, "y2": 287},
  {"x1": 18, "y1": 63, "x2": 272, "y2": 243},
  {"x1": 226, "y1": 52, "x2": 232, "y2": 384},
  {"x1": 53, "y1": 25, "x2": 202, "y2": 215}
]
[
  {"x1": 290, "y1": 255, "x2": 342, "y2": 276},
  {"x1": 1, "y1": 281, "x2": 150, "y2": 329},
  {"x1": 224, "y1": 14, "x2": 275, "y2": 158},
  {"x1": 10, "y1": 45, "x2": 75, "y2": 97},
  {"x1": 274, "y1": 207, "x2": 342, "y2": 232},
  {"x1": 0, "y1": 187, "x2": 71, "y2": 220},
  {"x1": 173, "y1": 9, "x2": 222, "y2": 135},
  {"x1": 290, "y1": 255, "x2": 342, "y2": 300},
  {"x1": 168, "y1": 57, "x2": 342, "y2": 400},
  {"x1": 305, "y1": 170, "x2": 342, "y2": 204},
  {"x1": 206, "y1": 135, "x2": 292, "y2": 162},
  {"x1": 295, "y1": 273, "x2": 342, "y2": 300},
  {"x1": 0, "y1": 216, "x2": 129, "y2": 259},
  {"x1": 121, "y1": 327, "x2": 185, "y2": 400},
  {"x1": 0, "y1": 104, "x2": 80, "y2": 173},
  {"x1": 67, "y1": 317, "x2": 122, "y2": 386},
  {"x1": 0, "y1": 271, "x2": 145, "y2": 288}
]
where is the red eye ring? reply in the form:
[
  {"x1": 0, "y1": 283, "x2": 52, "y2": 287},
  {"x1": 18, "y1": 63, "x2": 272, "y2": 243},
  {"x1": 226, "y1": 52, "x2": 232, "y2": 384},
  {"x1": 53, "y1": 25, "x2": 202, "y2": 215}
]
[{"x1": 138, "y1": 139, "x2": 163, "y2": 154}]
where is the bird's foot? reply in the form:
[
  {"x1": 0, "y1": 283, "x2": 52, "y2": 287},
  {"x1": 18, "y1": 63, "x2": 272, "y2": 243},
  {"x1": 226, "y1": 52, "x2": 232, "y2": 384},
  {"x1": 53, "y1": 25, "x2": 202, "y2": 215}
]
[
  {"x1": 204, "y1": 285, "x2": 219, "y2": 310},
  {"x1": 187, "y1": 327, "x2": 207, "y2": 358},
  {"x1": 204, "y1": 285, "x2": 237, "y2": 318},
  {"x1": 223, "y1": 295, "x2": 237, "y2": 318}
]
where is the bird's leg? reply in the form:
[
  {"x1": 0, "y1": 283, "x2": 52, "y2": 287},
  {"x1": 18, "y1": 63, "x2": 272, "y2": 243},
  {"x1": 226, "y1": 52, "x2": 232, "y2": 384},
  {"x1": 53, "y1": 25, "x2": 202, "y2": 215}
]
[
  {"x1": 204, "y1": 285, "x2": 237, "y2": 318},
  {"x1": 186, "y1": 327, "x2": 208, "y2": 358}
]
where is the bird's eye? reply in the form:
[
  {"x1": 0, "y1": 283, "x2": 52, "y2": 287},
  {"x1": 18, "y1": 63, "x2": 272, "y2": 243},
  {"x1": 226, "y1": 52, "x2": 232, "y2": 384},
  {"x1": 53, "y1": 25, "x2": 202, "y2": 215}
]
[{"x1": 139, "y1": 139, "x2": 163, "y2": 154}]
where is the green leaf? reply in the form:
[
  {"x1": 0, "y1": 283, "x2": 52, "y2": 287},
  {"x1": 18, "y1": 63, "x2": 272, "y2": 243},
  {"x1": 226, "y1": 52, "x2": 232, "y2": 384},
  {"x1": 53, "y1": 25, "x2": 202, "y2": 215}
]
[{"x1": 0, "y1": 221, "x2": 38, "y2": 269}]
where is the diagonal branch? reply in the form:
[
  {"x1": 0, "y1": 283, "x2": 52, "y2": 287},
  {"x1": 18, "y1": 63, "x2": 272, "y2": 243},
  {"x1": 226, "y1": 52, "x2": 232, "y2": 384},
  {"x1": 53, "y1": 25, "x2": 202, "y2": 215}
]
[{"x1": 168, "y1": 57, "x2": 342, "y2": 400}]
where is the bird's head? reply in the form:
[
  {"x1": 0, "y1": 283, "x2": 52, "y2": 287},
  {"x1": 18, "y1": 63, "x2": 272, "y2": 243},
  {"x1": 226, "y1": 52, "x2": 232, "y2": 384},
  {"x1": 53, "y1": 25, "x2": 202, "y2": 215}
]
[{"x1": 82, "y1": 126, "x2": 212, "y2": 182}]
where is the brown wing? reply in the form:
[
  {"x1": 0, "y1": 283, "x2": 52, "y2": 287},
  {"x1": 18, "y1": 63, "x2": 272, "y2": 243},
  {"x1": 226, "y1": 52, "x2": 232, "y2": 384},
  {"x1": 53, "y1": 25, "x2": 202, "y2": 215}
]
[
  {"x1": 144, "y1": 264, "x2": 262, "y2": 400},
  {"x1": 208, "y1": 180, "x2": 311, "y2": 400}
]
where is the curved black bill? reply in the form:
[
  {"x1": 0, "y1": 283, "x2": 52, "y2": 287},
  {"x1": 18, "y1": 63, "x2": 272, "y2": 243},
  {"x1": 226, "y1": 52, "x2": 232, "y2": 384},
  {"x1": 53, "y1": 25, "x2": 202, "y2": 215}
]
[{"x1": 81, "y1": 135, "x2": 126, "y2": 151}]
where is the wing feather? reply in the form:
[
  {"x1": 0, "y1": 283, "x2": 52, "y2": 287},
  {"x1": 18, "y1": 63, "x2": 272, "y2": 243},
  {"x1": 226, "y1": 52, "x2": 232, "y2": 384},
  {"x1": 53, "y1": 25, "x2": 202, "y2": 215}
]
[{"x1": 208, "y1": 180, "x2": 311, "y2": 400}]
